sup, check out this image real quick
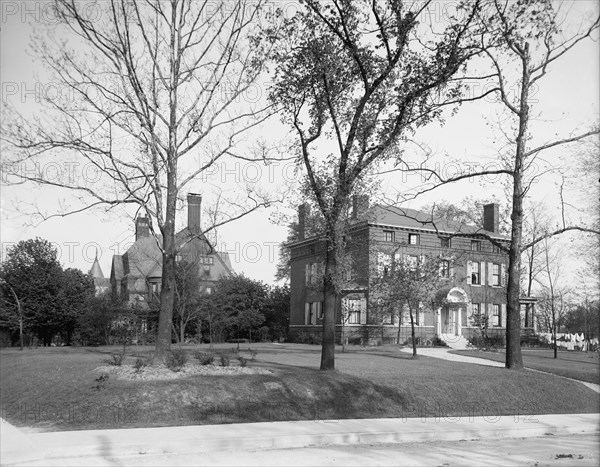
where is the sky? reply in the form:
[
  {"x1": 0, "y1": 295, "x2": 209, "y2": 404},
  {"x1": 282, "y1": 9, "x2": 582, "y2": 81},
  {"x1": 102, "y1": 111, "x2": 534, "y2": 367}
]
[{"x1": 1, "y1": 0, "x2": 598, "y2": 288}]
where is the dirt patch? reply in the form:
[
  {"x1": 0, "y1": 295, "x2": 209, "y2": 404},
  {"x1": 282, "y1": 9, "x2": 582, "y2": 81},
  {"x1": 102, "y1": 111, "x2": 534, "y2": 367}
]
[{"x1": 94, "y1": 363, "x2": 272, "y2": 381}]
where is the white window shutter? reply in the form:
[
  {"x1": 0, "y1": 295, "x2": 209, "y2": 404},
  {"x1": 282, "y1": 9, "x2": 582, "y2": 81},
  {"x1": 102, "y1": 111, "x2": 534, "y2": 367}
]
[
  {"x1": 311, "y1": 304, "x2": 317, "y2": 324},
  {"x1": 501, "y1": 303, "x2": 506, "y2": 327},
  {"x1": 466, "y1": 261, "x2": 472, "y2": 285},
  {"x1": 318, "y1": 301, "x2": 322, "y2": 319},
  {"x1": 487, "y1": 262, "x2": 493, "y2": 286},
  {"x1": 305, "y1": 302, "x2": 310, "y2": 325},
  {"x1": 501, "y1": 263, "x2": 506, "y2": 286},
  {"x1": 480, "y1": 261, "x2": 486, "y2": 285}
]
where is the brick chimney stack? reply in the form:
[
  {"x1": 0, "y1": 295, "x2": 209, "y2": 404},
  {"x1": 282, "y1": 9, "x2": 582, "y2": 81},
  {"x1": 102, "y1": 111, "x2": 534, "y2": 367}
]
[
  {"x1": 483, "y1": 203, "x2": 499, "y2": 233},
  {"x1": 188, "y1": 193, "x2": 202, "y2": 235},
  {"x1": 298, "y1": 203, "x2": 310, "y2": 240},
  {"x1": 135, "y1": 216, "x2": 150, "y2": 240}
]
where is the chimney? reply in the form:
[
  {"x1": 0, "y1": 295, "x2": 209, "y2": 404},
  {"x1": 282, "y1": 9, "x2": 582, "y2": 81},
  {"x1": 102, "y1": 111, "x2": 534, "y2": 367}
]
[
  {"x1": 352, "y1": 195, "x2": 369, "y2": 219},
  {"x1": 188, "y1": 193, "x2": 202, "y2": 235},
  {"x1": 483, "y1": 203, "x2": 499, "y2": 233},
  {"x1": 298, "y1": 203, "x2": 310, "y2": 240},
  {"x1": 135, "y1": 216, "x2": 150, "y2": 240}
]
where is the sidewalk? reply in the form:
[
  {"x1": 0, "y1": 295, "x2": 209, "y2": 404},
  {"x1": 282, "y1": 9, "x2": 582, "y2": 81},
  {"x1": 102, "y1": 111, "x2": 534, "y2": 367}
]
[{"x1": 2, "y1": 414, "x2": 599, "y2": 466}]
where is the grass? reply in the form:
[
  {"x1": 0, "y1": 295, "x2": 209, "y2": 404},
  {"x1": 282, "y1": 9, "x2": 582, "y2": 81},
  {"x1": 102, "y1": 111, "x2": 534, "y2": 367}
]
[
  {"x1": 1, "y1": 343, "x2": 598, "y2": 432},
  {"x1": 450, "y1": 348, "x2": 600, "y2": 384}
]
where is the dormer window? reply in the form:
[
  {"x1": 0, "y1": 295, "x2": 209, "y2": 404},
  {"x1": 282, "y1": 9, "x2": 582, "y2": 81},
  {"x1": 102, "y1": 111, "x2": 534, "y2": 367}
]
[
  {"x1": 471, "y1": 240, "x2": 481, "y2": 251},
  {"x1": 408, "y1": 233, "x2": 420, "y2": 245},
  {"x1": 384, "y1": 230, "x2": 395, "y2": 242}
]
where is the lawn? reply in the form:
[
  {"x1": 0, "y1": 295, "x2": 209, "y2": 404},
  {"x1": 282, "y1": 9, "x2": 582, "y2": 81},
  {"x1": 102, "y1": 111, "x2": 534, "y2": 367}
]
[
  {"x1": 1, "y1": 343, "x2": 598, "y2": 432},
  {"x1": 450, "y1": 349, "x2": 600, "y2": 384}
]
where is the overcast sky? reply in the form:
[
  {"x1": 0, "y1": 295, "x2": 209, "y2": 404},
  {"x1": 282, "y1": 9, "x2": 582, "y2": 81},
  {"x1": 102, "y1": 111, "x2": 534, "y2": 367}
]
[{"x1": 1, "y1": 0, "x2": 598, "y2": 286}]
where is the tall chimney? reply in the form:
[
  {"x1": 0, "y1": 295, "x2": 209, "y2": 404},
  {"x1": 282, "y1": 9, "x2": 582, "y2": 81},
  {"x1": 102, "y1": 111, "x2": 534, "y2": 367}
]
[
  {"x1": 352, "y1": 195, "x2": 369, "y2": 219},
  {"x1": 188, "y1": 193, "x2": 202, "y2": 235},
  {"x1": 135, "y1": 216, "x2": 150, "y2": 240},
  {"x1": 483, "y1": 203, "x2": 499, "y2": 233},
  {"x1": 298, "y1": 203, "x2": 310, "y2": 240}
]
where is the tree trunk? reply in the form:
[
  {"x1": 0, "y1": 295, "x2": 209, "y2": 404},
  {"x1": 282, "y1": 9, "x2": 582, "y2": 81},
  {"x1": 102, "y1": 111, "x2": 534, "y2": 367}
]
[
  {"x1": 505, "y1": 44, "x2": 531, "y2": 370},
  {"x1": 409, "y1": 308, "x2": 417, "y2": 357},
  {"x1": 320, "y1": 236, "x2": 337, "y2": 371},
  {"x1": 180, "y1": 316, "x2": 185, "y2": 344},
  {"x1": 552, "y1": 306, "x2": 558, "y2": 359},
  {"x1": 156, "y1": 198, "x2": 177, "y2": 361}
]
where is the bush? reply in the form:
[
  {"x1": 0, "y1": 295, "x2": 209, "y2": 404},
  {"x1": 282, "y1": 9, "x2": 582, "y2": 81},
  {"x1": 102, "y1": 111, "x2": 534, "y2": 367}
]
[
  {"x1": 133, "y1": 357, "x2": 148, "y2": 373},
  {"x1": 93, "y1": 373, "x2": 109, "y2": 391},
  {"x1": 219, "y1": 355, "x2": 230, "y2": 367},
  {"x1": 105, "y1": 352, "x2": 126, "y2": 366},
  {"x1": 237, "y1": 356, "x2": 248, "y2": 367},
  {"x1": 165, "y1": 348, "x2": 188, "y2": 372},
  {"x1": 194, "y1": 351, "x2": 215, "y2": 365}
]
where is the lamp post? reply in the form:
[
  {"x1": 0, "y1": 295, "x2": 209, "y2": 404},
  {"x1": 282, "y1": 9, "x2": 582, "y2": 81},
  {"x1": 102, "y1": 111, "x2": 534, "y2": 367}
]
[{"x1": 1, "y1": 279, "x2": 23, "y2": 350}]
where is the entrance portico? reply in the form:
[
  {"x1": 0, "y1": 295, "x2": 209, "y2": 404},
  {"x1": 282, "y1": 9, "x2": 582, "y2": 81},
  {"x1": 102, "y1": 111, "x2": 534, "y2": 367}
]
[{"x1": 435, "y1": 287, "x2": 469, "y2": 337}]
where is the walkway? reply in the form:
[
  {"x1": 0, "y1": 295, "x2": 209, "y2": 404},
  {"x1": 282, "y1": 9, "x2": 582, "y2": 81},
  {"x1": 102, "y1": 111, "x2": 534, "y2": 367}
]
[{"x1": 399, "y1": 347, "x2": 600, "y2": 393}]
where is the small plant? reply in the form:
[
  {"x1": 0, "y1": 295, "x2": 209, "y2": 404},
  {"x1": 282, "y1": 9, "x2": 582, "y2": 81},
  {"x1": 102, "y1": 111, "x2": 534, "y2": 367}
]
[
  {"x1": 237, "y1": 356, "x2": 247, "y2": 368},
  {"x1": 106, "y1": 352, "x2": 126, "y2": 366},
  {"x1": 194, "y1": 352, "x2": 215, "y2": 366},
  {"x1": 230, "y1": 347, "x2": 239, "y2": 358},
  {"x1": 248, "y1": 347, "x2": 258, "y2": 361},
  {"x1": 165, "y1": 348, "x2": 188, "y2": 372},
  {"x1": 93, "y1": 373, "x2": 109, "y2": 391},
  {"x1": 133, "y1": 357, "x2": 148, "y2": 373},
  {"x1": 219, "y1": 355, "x2": 230, "y2": 367}
]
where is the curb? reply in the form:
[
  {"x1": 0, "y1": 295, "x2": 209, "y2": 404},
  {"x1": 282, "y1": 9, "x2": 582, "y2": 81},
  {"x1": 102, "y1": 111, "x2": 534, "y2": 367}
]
[
  {"x1": 3, "y1": 414, "x2": 598, "y2": 465},
  {"x1": 0, "y1": 418, "x2": 45, "y2": 466}
]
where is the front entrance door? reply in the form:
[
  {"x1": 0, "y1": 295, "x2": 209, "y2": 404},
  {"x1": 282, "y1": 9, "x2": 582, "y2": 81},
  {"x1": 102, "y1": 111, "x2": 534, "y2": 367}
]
[{"x1": 441, "y1": 307, "x2": 454, "y2": 335}]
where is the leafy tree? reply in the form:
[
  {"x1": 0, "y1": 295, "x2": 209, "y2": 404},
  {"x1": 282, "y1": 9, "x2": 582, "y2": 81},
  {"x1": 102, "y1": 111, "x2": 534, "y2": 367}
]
[
  {"x1": 57, "y1": 268, "x2": 95, "y2": 345},
  {"x1": 372, "y1": 252, "x2": 448, "y2": 357},
  {"x1": 262, "y1": 284, "x2": 290, "y2": 341},
  {"x1": 78, "y1": 291, "x2": 126, "y2": 346},
  {"x1": 564, "y1": 301, "x2": 600, "y2": 342},
  {"x1": 1, "y1": 238, "x2": 64, "y2": 346},
  {"x1": 209, "y1": 274, "x2": 267, "y2": 345},
  {"x1": 269, "y1": 0, "x2": 482, "y2": 369}
]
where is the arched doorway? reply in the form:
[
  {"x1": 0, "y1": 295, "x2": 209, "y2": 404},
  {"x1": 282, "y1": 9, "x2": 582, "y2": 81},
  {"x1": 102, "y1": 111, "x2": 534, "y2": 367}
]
[{"x1": 435, "y1": 287, "x2": 469, "y2": 337}]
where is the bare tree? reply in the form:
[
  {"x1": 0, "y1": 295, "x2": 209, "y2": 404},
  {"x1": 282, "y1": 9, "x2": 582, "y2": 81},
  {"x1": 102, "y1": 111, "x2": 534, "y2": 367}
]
[
  {"x1": 1, "y1": 0, "x2": 278, "y2": 360},
  {"x1": 536, "y1": 237, "x2": 571, "y2": 358}
]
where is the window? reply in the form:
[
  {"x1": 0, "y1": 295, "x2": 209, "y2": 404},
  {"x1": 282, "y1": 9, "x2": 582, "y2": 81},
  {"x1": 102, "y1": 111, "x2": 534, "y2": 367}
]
[
  {"x1": 441, "y1": 237, "x2": 450, "y2": 248},
  {"x1": 305, "y1": 262, "x2": 320, "y2": 285},
  {"x1": 492, "y1": 304, "x2": 501, "y2": 326},
  {"x1": 471, "y1": 261, "x2": 481, "y2": 285},
  {"x1": 408, "y1": 233, "x2": 420, "y2": 245},
  {"x1": 199, "y1": 256, "x2": 214, "y2": 265},
  {"x1": 492, "y1": 244, "x2": 501, "y2": 253},
  {"x1": 205, "y1": 287, "x2": 212, "y2": 295},
  {"x1": 471, "y1": 240, "x2": 481, "y2": 251},
  {"x1": 384, "y1": 230, "x2": 395, "y2": 242},
  {"x1": 347, "y1": 299, "x2": 361, "y2": 324},
  {"x1": 151, "y1": 283, "x2": 161, "y2": 295},
  {"x1": 305, "y1": 302, "x2": 322, "y2": 324},
  {"x1": 492, "y1": 263, "x2": 501, "y2": 286},
  {"x1": 440, "y1": 259, "x2": 450, "y2": 278},
  {"x1": 345, "y1": 268, "x2": 352, "y2": 281}
]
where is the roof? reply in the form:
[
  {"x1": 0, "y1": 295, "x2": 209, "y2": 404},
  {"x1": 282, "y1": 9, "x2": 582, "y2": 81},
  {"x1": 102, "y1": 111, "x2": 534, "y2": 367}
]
[
  {"x1": 370, "y1": 205, "x2": 508, "y2": 239},
  {"x1": 288, "y1": 203, "x2": 508, "y2": 248},
  {"x1": 89, "y1": 256, "x2": 105, "y2": 279}
]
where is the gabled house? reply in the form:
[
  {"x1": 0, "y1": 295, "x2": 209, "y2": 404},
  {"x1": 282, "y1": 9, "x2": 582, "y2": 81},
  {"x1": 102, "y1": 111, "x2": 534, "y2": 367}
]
[
  {"x1": 287, "y1": 198, "x2": 532, "y2": 347},
  {"x1": 110, "y1": 194, "x2": 233, "y2": 307}
]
